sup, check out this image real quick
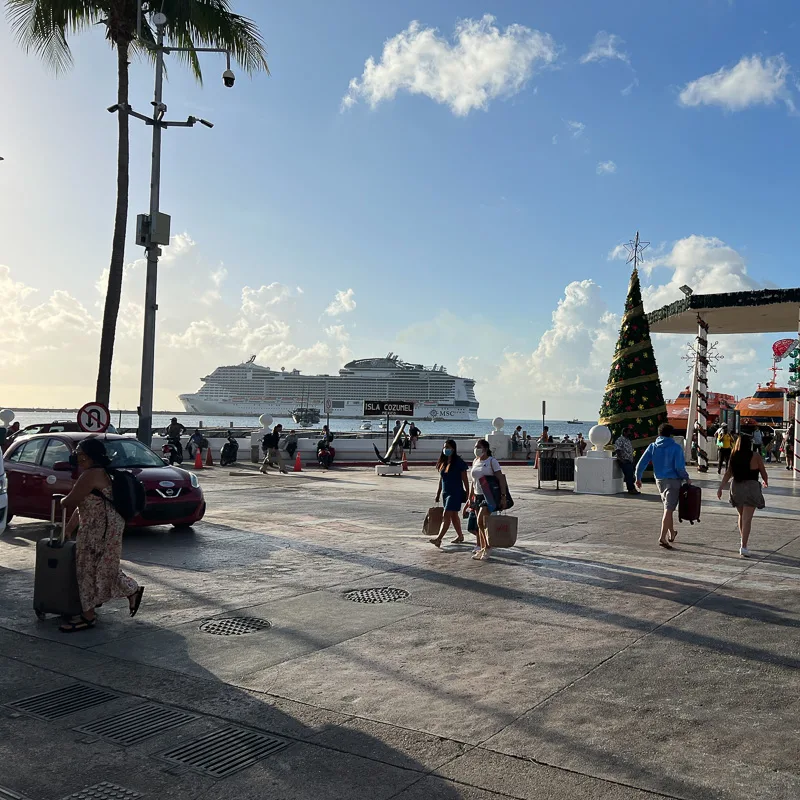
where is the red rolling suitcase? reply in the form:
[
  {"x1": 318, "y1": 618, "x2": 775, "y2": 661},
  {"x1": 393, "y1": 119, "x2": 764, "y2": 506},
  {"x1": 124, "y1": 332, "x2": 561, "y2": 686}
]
[
  {"x1": 33, "y1": 495, "x2": 82, "y2": 620},
  {"x1": 678, "y1": 484, "x2": 702, "y2": 524}
]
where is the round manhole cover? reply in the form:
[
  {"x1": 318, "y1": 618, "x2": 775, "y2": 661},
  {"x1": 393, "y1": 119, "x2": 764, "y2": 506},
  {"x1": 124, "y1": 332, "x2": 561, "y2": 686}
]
[
  {"x1": 200, "y1": 617, "x2": 272, "y2": 636},
  {"x1": 344, "y1": 587, "x2": 410, "y2": 604}
]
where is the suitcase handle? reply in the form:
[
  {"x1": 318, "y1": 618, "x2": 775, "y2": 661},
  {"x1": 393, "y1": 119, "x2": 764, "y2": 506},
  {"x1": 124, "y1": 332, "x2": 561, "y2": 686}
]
[{"x1": 49, "y1": 494, "x2": 67, "y2": 546}]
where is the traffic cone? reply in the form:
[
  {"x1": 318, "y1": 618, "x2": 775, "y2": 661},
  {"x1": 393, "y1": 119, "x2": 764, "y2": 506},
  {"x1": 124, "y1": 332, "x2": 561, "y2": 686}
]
[
  {"x1": 205, "y1": 447, "x2": 214, "y2": 467},
  {"x1": 194, "y1": 449, "x2": 203, "y2": 469},
  {"x1": 293, "y1": 453, "x2": 302, "y2": 472},
  {"x1": 402, "y1": 451, "x2": 409, "y2": 471}
]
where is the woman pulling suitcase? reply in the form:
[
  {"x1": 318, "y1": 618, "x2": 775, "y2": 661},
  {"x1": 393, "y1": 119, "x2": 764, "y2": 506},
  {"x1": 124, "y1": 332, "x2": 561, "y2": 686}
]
[{"x1": 58, "y1": 438, "x2": 144, "y2": 633}]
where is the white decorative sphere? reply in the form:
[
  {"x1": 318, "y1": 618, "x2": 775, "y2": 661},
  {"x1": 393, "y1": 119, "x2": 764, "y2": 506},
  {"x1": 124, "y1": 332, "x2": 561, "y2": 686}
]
[
  {"x1": 259, "y1": 413, "x2": 273, "y2": 428},
  {"x1": 492, "y1": 417, "x2": 505, "y2": 432},
  {"x1": 0, "y1": 409, "x2": 15, "y2": 424},
  {"x1": 589, "y1": 424, "x2": 612, "y2": 449}
]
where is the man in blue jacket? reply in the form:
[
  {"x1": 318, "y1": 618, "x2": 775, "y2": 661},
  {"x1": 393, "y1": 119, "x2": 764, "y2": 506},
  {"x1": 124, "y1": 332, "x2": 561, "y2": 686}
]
[{"x1": 636, "y1": 423, "x2": 690, "y2": 549}]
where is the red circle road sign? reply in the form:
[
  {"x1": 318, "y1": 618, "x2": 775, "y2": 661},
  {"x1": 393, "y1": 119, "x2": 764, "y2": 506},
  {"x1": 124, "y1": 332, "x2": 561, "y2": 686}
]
[{"x1": 77, "y1": 402, "x2": 111, "y2": 433}]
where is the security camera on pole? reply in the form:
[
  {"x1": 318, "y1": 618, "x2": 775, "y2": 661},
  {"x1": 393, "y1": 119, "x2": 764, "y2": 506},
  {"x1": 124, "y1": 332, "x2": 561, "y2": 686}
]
[{"x1": 109, "y1": 4, "x2": 239, "y2": 446}]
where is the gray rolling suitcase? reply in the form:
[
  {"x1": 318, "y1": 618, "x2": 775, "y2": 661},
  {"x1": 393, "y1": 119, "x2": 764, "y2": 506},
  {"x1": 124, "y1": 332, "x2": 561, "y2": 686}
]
[{"x1": 33, "y1": 495, "x2": 82, "y2": 620}]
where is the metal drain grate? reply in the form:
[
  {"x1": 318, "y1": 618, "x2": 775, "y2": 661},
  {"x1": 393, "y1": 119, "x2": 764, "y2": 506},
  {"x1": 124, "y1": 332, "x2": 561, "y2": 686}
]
[
  {"x1": 7, "y1": 684, "x2": 117, "y2": 720},
  {"x1": 157, "y1": 726, "x2": 289, "y2": 778},
  {"x1": 60, "y1": 783, "x2": 141, "y2": 800},
  {"x1": 0, "y1": 786, "x2": 32, "y2": 800},
  {"x1": 344, "y1": 587, "x2": 410, "y2": 604},
  {"x1": 199, "y1": 617, "x2": 271, "y2": 636},
  {"x1": 74, "y1": 703, "x2": 197, "y2": 746}
]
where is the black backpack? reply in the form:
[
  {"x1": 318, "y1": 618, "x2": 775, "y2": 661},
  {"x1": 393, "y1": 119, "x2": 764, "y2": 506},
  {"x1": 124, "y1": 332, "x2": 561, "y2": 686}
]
[{"x1": 106, "y1": 469, "x2": 147, "y2": 522}]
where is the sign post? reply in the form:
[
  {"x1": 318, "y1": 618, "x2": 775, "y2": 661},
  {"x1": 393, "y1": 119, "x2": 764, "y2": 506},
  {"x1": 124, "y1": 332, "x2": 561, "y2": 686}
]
[
  {"x1": 363, "y1": 401, "x2": 415, "y2": 459},
  {"x1": 77, "y1": 402, "x2": 111, "y2": 434},
  {"x1": 542, "y1": 400, "x2": 546, "y2": 437},
  {"x1": 324, "y1": 397, "x2": 333, "y2": 431}
]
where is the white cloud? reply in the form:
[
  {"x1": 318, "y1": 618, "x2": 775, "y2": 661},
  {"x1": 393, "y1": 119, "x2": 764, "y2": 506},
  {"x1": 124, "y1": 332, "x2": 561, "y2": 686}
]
[
  {"x1": 621, "y1": 78, "x2": 639, "y2": 96},
  {"x1": 580, "y1": 31, "x2": 630, "y2": 66},
  {"x1": 640, "y1": 234, "x2": 761, "y2": 309},
  {"x1": 342, "y1": 14, "x2": 560, "y2": 116},
  {"x1": 596, "y1": 160, "x2": 617, "y2": 175},
  {"x1": 324, "y1": 324, "x2": 350, "y2": 342},
  {"x1": 678, "y1": 54, "x2": 794, "y2": 112},
  {"x1": 551, "y1": 134, "x2": 558, "y2": 145},
  {"x1": 325, "y1": 288, "x2": 357, "y2": 316},
  {"x1": 566, "y1": 120, "x2": 586, "y2": 138}
]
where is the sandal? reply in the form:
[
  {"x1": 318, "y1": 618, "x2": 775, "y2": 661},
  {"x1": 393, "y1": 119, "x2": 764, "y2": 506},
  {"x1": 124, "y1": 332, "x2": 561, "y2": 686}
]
[
  {"x1": 60, "y1": 615, "x2": 96, "y2": 634},
  {"x1": 451, "y1": 536, "x2": 465, "y2": 544},
  {"x1": 129, "y1": 586, "x2": 145, "y2": 617},
  {"x1": 658, "y1": 540, "x2": 673, "y2": 550},
  {"x1": 429, "y1": 537, "x2": 442, "y2": 548}
]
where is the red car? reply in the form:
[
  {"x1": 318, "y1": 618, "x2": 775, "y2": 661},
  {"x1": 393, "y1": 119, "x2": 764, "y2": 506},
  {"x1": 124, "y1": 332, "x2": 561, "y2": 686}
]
[{"x1": 4, "y1": 432, "x2": 205, "y2": 528}]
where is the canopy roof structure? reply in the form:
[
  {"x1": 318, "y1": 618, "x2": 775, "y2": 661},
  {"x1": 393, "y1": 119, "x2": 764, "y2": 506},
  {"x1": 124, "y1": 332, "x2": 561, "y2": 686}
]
[{"x1": 647, "y1": 288, "x2": 800, "y2": 334}]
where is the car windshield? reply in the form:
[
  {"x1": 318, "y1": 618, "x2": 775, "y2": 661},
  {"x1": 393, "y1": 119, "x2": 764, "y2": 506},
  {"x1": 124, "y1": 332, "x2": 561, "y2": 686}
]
[{"x1": 103, "y1": 439, "x2": 165, "y2": 468}]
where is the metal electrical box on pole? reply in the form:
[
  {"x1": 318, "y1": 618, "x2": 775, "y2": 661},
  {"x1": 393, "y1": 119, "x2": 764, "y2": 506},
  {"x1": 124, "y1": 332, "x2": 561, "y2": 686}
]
[{"x1": 135, "y1": 212, "x2": 171, "y2": 247}]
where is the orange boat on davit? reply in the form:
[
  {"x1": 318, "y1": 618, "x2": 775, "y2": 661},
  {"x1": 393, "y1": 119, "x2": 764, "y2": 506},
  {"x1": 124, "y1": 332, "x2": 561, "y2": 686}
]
[{"x1": 667, "y1": 389, "x2": 737, "y2": 434}]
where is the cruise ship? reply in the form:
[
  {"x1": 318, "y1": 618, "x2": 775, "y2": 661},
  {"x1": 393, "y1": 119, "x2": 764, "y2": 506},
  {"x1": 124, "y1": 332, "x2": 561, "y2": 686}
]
[{"x1": 179, "y1": 354, "x2": 480, "y2": 421}]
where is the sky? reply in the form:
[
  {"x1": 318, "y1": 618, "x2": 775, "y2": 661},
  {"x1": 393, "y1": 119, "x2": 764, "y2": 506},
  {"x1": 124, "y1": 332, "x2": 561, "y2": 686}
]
[{"x1": 2, "y1": 0, "x2": 800, "y2": 418}]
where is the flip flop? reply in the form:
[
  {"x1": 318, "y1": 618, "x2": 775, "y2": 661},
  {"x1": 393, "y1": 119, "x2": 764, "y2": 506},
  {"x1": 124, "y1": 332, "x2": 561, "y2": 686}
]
[
  {"x1": 60, "y1": 615, "x2": 96, "y2": 634},
  {"x1": 428, "y1": 538, "x2": 442, "y2": 548},
  {"x1": 658, "y1": 540, "x2": 673, "y2": 550},
  {"x1": 668, "y1": 531, "x2": 678, "y2": 542},
  {"x1": 451, "y1": 537, "x2": 465, "y2": 544},
  {"x1": 129, "y1": 586, "x2": 145, "y2": 617}
]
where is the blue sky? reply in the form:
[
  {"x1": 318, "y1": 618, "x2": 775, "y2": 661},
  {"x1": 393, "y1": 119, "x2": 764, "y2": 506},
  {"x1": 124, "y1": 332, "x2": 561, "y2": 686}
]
[{"x1": 2, "y1": 0, "x2": 800, "y2": 415}]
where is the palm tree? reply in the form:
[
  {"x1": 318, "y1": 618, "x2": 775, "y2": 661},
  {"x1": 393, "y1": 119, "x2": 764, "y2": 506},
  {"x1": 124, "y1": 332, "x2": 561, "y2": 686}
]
[{"x1": 6, "y1": 0, "x2": 268, "y2": 407}]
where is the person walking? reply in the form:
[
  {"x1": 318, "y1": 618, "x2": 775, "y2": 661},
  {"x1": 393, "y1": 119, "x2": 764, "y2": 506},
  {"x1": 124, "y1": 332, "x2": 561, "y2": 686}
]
[
  {"x1": 715, "y1": 424, "x2": 733, "y2": 474},
  {"x1": 717, "y1": 434, "x2": 768, "y2": 557},
  {"x1": 752, "y1": 426, "x2": 764, "y2": 455},
  {"x1": 468, "y1": 439, "x2": 509, "y2": 561},
  {"x1": 576, "y1": 432, "x2": 587, "y2": 457},
  {"x1": 635, "y1": 423, "x2": 690, "y2": 549},
  {"x1": 429, "y1": 439, "x2": 470, "y2": 548},
  {"x1": 613, "y1": 425, "x2": 639, "y2": 494},
  {"x1": 408, "y1": 422, "x2": 421, "y2": 449},
  {"x1": 260, "y1": 424, "x2": 288, "y2": 474},
  {"x1": 511, "y1": 426, "x2": 522, "y2": 452},
  {"x1": 58, "y1": 438, "x2": 144, "y2": 632}
]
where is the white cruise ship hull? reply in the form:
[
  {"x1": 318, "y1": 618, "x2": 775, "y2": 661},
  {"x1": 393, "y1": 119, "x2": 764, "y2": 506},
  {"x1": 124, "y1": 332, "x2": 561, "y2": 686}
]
[{"x1": 179, "y1": 395, "x2": 478, "y2": 421}]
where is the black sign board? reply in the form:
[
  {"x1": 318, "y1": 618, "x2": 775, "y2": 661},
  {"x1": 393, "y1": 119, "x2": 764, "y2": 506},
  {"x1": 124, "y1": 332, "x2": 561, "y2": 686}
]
[{"x1": 363, "y1": 400, "x2": 415, "y2": 416}]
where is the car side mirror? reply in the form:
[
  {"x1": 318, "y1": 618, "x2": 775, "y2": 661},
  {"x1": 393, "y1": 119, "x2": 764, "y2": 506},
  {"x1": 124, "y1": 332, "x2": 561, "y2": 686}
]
[{"x1": 52, "y1": 461, "x2": 73, "y2": 472}]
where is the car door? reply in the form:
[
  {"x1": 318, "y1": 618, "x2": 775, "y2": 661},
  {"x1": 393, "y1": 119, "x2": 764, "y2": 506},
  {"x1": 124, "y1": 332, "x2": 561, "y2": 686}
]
[
  {"x1": 36, "y1": 438, "x2": 75, "y2": 519},
  {"x1": 5, "y1": 438, "x2": 47, "y2": 518}
]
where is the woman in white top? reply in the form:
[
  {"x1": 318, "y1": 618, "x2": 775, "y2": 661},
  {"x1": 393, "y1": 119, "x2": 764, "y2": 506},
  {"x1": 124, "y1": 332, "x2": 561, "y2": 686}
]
[{"x1": 468, "y1": 438, "x2": 509, "y2": 561}]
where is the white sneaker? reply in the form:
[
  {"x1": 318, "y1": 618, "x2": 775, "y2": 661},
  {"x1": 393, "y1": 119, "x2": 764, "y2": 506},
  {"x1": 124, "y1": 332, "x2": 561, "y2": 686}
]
[{"x1": 739, "y1": 546, "x2": 751, "y2": 558}]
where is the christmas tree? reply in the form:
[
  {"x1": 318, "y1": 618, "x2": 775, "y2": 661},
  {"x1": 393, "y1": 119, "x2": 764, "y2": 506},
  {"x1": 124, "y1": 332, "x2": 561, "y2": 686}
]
[{"x1": 598, "y1": 235, "x2": 668, "y2": 449}]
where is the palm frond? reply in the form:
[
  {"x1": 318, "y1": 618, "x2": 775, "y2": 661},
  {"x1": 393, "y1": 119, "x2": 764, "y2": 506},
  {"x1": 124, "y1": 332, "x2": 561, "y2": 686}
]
[
  {"x1": 5, "y1": 0, "x2": 105, "y2": 72},
  {"x1": 159, "y1": 0, "x2": 269, "y2": 79}
]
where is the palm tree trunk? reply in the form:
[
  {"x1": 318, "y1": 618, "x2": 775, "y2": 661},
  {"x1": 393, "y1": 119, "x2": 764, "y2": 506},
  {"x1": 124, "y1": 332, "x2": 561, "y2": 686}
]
[{"x1": 95, "y1": 41, "x2": 130, "y2": 407}]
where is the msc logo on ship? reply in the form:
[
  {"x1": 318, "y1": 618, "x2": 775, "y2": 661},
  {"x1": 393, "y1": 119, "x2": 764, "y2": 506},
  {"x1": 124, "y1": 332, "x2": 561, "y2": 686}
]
[{"x1": 430, "y1": 409, "x2": 458, "y2": 418}]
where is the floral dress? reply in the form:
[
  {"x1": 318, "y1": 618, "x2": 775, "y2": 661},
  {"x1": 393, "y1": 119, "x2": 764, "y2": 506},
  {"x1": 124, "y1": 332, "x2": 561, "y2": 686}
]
[{"x1": 75, "y1": 487, "x2": 138, "y2": 611}]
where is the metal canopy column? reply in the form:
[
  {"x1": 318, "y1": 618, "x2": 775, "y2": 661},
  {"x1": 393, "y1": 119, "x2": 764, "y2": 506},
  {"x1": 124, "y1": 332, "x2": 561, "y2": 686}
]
[{"x1": 696, "y1": 315, "x2": 710, "y2": 473}]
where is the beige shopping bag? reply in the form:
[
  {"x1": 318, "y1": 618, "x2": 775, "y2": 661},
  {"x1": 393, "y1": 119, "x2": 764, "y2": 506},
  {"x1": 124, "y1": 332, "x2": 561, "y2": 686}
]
[
  {"x1": 422, "y1": 506, "x2": 444, "y2": 535},
  {"x1": 487, "y1": 514, "x2": 518, "y2": 547}
]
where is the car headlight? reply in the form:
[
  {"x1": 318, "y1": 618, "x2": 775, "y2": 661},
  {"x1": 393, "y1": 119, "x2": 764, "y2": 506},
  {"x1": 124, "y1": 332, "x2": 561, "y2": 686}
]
[
  {"x1": 189, "y1": 473, "x2": 199, "y2": 489},
  {"x1": 0, "y1": 473, "x2": 6, "y2": 495}
]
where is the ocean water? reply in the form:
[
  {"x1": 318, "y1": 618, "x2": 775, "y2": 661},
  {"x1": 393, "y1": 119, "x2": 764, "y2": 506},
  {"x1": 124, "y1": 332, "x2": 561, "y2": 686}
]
[{"x1": 5, "y1": 410, "x2": 595, "y2": 439}]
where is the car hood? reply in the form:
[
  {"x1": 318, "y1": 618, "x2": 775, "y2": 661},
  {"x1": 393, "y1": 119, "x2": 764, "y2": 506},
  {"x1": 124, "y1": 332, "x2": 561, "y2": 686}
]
[{"x1": 124, "y1": 465, "x2": 195, "y2": 486}]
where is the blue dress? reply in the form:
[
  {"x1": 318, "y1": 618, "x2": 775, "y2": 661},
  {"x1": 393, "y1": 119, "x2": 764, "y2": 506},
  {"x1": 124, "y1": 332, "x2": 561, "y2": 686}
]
[{"x1": 439, "y1": 457, "x2": 468, "y2": 511}]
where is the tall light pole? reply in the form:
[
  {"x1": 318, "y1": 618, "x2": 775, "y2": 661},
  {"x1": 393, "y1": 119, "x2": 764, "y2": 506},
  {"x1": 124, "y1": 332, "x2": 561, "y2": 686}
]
[{"x1": 109, "y1": 9, "x2": 230, "y2": 446}]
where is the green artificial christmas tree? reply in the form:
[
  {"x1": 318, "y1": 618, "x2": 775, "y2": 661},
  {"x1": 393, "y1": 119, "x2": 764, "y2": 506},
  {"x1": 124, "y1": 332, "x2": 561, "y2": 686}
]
[{"x1": 598, "y1": 234, "x2": 668, "y2": 449}]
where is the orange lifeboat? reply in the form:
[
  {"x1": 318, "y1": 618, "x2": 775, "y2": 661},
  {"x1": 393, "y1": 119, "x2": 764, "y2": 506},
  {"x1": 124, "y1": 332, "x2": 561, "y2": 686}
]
[
  {"x1": 736, "y1": 380, "x2": 788, "y2": 427},
  {"x1": 667, "y1": 387, "x2": 737, "y2": 434}
]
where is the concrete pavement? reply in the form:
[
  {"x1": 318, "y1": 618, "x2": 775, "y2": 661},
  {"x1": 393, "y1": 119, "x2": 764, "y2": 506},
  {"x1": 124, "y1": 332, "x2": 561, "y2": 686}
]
[{"x1": 1, "y1": 462, "x2": 799, "y2": 799}]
